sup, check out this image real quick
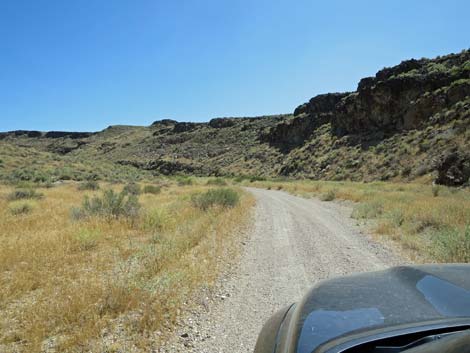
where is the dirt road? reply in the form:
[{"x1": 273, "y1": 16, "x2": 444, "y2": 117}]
[{"x1": 165, "y1": 188, "x2": 405, "y2": 353}]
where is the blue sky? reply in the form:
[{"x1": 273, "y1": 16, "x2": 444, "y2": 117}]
[{"x1": 1, "y1": 0, "x2": 469, "y2": 132}]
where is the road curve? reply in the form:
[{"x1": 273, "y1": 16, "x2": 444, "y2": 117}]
[{"x1": 165, "y1": 188, "x2": 405, "y2": 353}]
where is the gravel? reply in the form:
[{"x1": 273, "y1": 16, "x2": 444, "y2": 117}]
[{"x1": 160, "y1": 188, "x2": 406, "y2": 353}]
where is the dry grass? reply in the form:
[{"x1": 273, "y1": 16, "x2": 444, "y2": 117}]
[
  {"x1": 0, "y1": 181, "x2": 253, "y2": 352},
  {"x1": 249, "y1": 179, "x2": 470, "y2": 263}
]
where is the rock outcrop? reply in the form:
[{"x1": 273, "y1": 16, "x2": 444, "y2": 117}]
[
  {"x1": 172, "y1": 122, "x2": 200, "y2": 133},
  {"x1": 209, "y1": 118, "x2": 236, "y2": 129},
  {"x1": 332, "y1": 51, "x2": 470, "y2": 135},
  {"x1": 151, "y1": 119, "x2": 177, "y2": 126},
  {"x1": 435, "y1": 150, "x2": 470, "y2": 186},
  {"x1": 0, "y1": 130, "x2": 93, "y2": 139},
  {"x1": 261, "y1": 93, "x2": 349, "y2": 151},
  {"x1": 44, "y1": 131, "x2": 93, "y2": 139}
]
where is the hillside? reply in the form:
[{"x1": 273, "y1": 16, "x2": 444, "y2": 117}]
[{"x1": 1, "y1": 49, "x2": 469, "y2": 186}]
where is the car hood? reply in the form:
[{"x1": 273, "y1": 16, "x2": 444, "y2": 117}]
[{"x1": 289, "y1": 264, "x2": 470, "y2": 353}]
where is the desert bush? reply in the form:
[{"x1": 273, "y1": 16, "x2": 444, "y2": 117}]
[
  {"x1": 8, "y1": 201, "x2": 34, "y2": 215},
  {"x1": 7, "y1": 188, "x2": 43, "y2": 201},
  {"x1": 433, "y1": 226, "x2": 470, "y2": 262},
  {"x1": 123, "y1": 182, "x2": 141, "y2": 195},
  {"x1": 9, "y1": 168, "x2": 50, "y2": 183},
  {"x1": 206, "y1": 178, "x2": 227, "y2": 186},
  {"x1": 71, "y1": 189, "x2": 141, "y2": 220},
  {"x1": 78, "y1": 180, "x2": 100, "y2": 191},
  {"x1": 233, "y1": 176, "x2": 246, "y2": 183},
  {"x1": 387, "y1": 209, "x2": 405, "y2": 227},
  {"x1": 431, "y1": 185, "x2": 440, "y2": 197},
  {"x1": 143, "y1": 185, "x2": 161, "y2": 194},
  {"x1": 192, "y1": 188, "x2": 240, "y2": 210},
  {"x1": 320, "y1": 189, "x2": 337, "y2": 201},
  {"x1": 400, "y1": 166, "x2": 412, "y2": 177},
  {"x1": 143, "y1": 208, "x2": 169, "y2": 232},
  {"x1": 352, "y1": 200, "x2": 384, "y2": 219},
  {"x1": 176, "y1": 176, "x2": 193, "y2": 186},
  {"x1": 249, "y1": 176, "x2": 266, "y2": 182},
  {"x1": 74, "y1": 228, "x2": 101, "y2": 251}
]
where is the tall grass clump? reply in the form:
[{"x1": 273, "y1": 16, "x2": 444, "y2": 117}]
[
  {"x1": 143, "y1": 208, "x2": 169, "y2": 232},
  {"x1": 352, "y1": 200, "x2": 384, "y2": 219},
  {"x1": 78, "y1": 180, "x2": 100, "y2": 191},
  {"x1": 143, "y1": 185, "x2": 161, "y2": 194},
  {"x1": 8, "y1": 201, "x2": 34, "y2": 215},
  {"x1": 433, "y1": 225, "x2": 470, "y2": 262},
  {"x1": 176, "y1": 176, "x2": 193, "y2": 186},
  {"x1": 7, "y1": 188, "x2": 43, "y2": 201},
  {"x1": 233, "y1": 176, "x2": 243, "y2": 183},
  {"x1": 206, "y1": 178, "x2": 227, "y2": 186},
  {"x1": 73, "y1": 228, "x2": 101, "y2": 251},
  {"x1": 192, "y1": 188, "x2": 240, "y2": 211},
  {"x1": 71, "y1": 189, "x2": 140, "y2": 220}
]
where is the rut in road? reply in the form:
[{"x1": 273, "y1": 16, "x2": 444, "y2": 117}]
[{"x1": 165, "y1": 188, "x2": 405, "y2": 353}]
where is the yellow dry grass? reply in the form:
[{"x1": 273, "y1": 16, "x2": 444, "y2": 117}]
[
  {"x1": 249, "y1": 179, "x2": 470, "y2": 263},
  {"x1": 0, "y1": 182, "x2": 253, "y2": 352}
]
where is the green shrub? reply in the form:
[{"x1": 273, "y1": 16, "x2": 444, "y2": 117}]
[
  {"x1": 192, "y1": 188, "x2": 240, "y2": 211},
  {"x1": 9, "y1": 168, "x2": 50, "y2": 183},
  {"x1": 206, "y1": 178, "x2": 227, "y2": 186},
  {"x1": 401, "y1": 166, "x2": 412, "y2": 177},
  {"x1": 249, "y1": 176, "x2": 266, "y2": 182},
  {"x1": 74, "y1": 228, "x2": 101, "y2": 251},
  {"x1": 71, "y1": 189, "x2": 141, "y2": 220},
  {"x1": 143, "y1": 185, "x2": 161, "y2": 194},
  {"x1": 320, "y1": 190, "x2": 337, "y2": 201},
  {"x1": 143, "y1": 208, "x2": 169, "y2": 231},
  {"x1": 431, "y1": 185, "x2": 440, "y2": 197},
  {"x1": 432, "y1": 226, "x2": 470, "y2": 262},
  {"x1": 9, "y1": 201, "x2": 34, "y2": 215},
  {"x1": 176, "y1": 176, "x2": 193, "y2": 186},
  {"x1": 388, "y1": 209, "x2": 405, "y2": 227},
  {"x1": 352, "y1": 200, "x2": 384, "y2": 219},
  {"x1": 78, "y1": 180, "x2": 100, "y2": 191},
  {"x1": 7, "y1": 188, "x2": 43, "y2": 201},
  {"x1": 123, "y1": 182, "x2": 141, "y2": 195}
]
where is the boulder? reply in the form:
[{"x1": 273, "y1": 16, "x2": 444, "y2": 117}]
[{"x1": 435, "y1": 150, "x2": 470, "y2": 186}]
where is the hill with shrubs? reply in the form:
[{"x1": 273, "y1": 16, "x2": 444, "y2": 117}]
[{"x1": 1, "y1": 49, "x2": 469, "y2": 187}]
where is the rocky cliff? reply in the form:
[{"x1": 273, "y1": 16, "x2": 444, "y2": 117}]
[{"x1": 0, "y1": 49, "x2": 469, "y2": 186}]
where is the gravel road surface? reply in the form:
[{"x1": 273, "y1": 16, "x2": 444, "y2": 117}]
[{"x1": 164, "y1": 188, "x2": 405, "y2": 353}]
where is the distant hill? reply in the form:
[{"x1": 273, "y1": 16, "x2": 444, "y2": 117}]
[{"x1": 1, "y1": 49, "x2": 469, "y2": 186}]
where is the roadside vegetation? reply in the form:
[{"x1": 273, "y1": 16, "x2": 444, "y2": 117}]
[
  {"x1": 0, "y1": 179, "x2": 252, "y2": 352},
  {"x1": 245, "y1": 179, "x2": 470, "y2": 263}
]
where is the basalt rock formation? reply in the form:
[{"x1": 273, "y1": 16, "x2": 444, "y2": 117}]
[{"x1": 1, "y1": 49, "x2": 469, "y2": 186}]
